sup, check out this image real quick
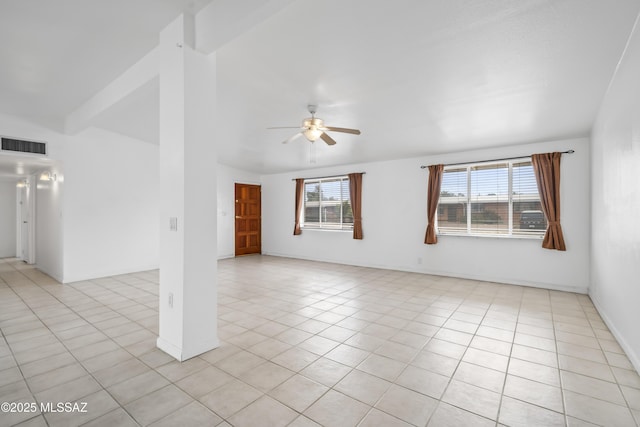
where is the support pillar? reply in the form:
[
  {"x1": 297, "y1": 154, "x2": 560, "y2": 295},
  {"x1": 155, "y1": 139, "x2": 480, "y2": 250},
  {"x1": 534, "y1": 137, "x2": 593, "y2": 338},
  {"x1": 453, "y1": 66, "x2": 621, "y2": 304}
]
[{"x1": 156, "y1": 14, "x2": 219, "y2": 361}]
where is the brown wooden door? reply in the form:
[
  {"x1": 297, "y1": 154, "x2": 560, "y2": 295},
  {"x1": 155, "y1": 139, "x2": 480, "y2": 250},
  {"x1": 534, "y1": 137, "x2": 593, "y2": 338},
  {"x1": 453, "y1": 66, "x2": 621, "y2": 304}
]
[{"x1": 235, "y1": 183, "x2": 261, "y2": 256}]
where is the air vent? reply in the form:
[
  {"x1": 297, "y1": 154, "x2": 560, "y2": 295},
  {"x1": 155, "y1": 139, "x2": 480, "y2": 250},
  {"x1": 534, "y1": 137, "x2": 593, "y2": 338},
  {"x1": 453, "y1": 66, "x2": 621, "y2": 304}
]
[{"x1": 1, "y1": 137, "x2": 47, "y2": 155}]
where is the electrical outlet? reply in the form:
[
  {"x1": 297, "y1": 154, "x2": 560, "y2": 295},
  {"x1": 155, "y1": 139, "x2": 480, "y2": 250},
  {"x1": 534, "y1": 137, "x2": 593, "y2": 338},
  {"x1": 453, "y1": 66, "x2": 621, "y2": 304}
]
[
  {"x1": 168, "y1": 293, "x2": 174, "y2": 308},
  {"x1": 169, "y1": 217, "x2": 178, "y2": 231},
  {"x1": 417, "y1": 257, "x2": 423, "y2": 265}
]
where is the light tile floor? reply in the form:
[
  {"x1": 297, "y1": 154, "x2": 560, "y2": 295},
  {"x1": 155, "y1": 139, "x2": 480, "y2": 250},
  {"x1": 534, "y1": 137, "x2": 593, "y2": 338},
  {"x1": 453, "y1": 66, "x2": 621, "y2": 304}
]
[{"x1": 1, "y1": 255, "x2": 639, "y2": 427}]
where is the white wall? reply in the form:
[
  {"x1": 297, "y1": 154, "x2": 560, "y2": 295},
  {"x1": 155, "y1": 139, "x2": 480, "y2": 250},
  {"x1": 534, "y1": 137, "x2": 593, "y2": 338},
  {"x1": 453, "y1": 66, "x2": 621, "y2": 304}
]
[
  {"x1": 0, "y1": 181, "x2": 17, "y2": 257},
  {"x1": 262, "y1": 137, "x2": 590, "y2": 293},
  {"x1": 36, "y1": 169, "x2": 64, "y2": 281},
  {"x1": 1, "y1": 114, "x2": 162, "y2": 283},
  {"x1": 217, "y1": 163, "x2": 261, "y2": 258},
  {"x1": 63, "y1": 127, "x2": 159, "y2": 282},
  {"x1": 590, "y1": 18, "x2": 640, "y2": 371}
]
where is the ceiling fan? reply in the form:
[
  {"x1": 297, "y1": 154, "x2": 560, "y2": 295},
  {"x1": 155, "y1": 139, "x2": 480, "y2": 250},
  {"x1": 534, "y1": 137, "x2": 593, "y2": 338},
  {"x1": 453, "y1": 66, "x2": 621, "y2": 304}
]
[{"x1": 268, "y1": 105, "x2": 361, "y2": 145}]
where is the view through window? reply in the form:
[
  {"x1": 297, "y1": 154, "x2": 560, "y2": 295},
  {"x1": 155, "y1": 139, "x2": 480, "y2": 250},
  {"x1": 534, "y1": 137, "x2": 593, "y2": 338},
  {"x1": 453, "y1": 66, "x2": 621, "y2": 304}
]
[
  {"x1": 437, "y1": 159, "x2": 547, "y2": 237},
  {"x1": 303, "y1": 177, "x2": 353, "y2": 230}
]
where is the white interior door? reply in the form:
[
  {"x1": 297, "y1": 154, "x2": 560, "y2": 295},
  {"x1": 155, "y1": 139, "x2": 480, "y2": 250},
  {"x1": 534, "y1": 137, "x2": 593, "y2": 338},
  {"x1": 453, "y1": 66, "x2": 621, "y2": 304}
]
[
  {"x1": 17, "y1": 177, "x2": 36, "y2": 264},
  {"x1": 19, "y1": 185, "x2": 29, "y2": 261}
]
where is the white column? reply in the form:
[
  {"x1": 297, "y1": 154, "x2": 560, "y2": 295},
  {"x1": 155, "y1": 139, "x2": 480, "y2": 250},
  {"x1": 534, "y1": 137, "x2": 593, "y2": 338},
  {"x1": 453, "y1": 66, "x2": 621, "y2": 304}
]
[{"x1": 157, "y1": 14, "x2": 219, "y2": 361}]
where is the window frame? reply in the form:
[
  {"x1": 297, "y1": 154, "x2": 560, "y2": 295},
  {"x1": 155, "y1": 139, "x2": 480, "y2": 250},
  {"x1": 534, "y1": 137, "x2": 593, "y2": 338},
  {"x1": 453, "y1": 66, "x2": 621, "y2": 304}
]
[
  {"x1": 436, "y1": 157, "x2": 545, "y2": 239},
  {"x1": 301, "y1": 176, "x2": 354, "y2": 231}
]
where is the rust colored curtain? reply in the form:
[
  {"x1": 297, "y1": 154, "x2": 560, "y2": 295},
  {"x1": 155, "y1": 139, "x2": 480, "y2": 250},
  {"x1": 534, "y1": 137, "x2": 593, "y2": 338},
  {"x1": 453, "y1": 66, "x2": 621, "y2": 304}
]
[
  {"x1": 531, "y1": 152, "x2": 566, "y2": 251},
  {"x1": 424, "y1": 164, "x2": 444, "y2": 244},
  {"x1": 293, "y1": 178, "x2": 304, "y2": 235},
  {"x1": 348, "y1": 173, "x2": 363, "y2": 239}
]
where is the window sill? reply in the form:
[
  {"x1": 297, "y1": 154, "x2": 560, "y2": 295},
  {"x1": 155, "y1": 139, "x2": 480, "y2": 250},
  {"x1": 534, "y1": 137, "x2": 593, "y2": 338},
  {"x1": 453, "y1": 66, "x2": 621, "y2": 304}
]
[
  {"x1": 437, "y1": 232, "x2": 544, "y2": 240},
  {"x1": 301, "y1": 227, "x2": 353, "y2": 233}
]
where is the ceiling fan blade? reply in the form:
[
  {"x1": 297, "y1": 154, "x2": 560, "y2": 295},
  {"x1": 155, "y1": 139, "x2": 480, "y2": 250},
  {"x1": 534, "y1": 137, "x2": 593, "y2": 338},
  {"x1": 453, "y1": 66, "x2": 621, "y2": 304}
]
[
  {"x1": 326, "y1": 126, "x2": 361, "y2": 135},
  {"x1": 282, "y1": 133, "x2": 303, "y2": 144},
  {"x1": 320, "y1": 132, "x2": 337, "y2": 146}
]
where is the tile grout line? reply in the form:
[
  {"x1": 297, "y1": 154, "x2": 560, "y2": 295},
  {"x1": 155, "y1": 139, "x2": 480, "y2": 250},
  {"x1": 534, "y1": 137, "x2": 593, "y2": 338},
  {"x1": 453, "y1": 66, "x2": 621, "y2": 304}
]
[
  {"x1": 2, "y1": 256, "x2": 639, "y2": 426},
  {"x1": 1, "y1": 262, "x2": 156, "y2": 426}
]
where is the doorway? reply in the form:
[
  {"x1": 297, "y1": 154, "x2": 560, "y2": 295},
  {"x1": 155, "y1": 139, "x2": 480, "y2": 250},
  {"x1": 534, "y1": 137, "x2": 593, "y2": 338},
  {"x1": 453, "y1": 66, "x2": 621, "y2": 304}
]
[{"x1": 235, "y1": 183, "x2": 261, "y2": 256}]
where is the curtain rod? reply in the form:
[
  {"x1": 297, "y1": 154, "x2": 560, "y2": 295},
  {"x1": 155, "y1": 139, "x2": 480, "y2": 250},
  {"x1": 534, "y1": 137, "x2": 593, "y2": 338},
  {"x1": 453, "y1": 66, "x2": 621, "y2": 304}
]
[
  {"x1": 292, "y1": 172, "x2": 366, "y2": 181},
  {"x1": 420, "y1": 150, "x2": 574, "y2": 169}
]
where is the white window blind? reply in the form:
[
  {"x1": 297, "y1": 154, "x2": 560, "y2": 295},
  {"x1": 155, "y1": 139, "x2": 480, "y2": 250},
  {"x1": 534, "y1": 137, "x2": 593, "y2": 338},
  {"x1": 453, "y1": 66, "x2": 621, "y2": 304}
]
[
  {"x1": 437, "y1": 159, "x2": 546, "y2": 237},
  {"x1": 303, "y1": 177, "x2": 353, "y2": 230}
]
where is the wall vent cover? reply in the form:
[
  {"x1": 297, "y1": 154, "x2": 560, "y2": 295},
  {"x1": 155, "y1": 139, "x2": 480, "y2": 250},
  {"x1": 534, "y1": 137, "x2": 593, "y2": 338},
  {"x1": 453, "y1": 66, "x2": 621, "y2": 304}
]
[{"x1": 1, "y1": 137, "x2": 47, "y2": 155}]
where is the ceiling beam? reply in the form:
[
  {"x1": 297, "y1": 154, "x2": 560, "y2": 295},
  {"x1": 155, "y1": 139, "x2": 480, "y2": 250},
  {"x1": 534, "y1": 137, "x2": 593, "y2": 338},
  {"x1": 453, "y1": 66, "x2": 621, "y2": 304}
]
[
  {"x1": 64, "y1": 0, "x2": 296, "y2": 136},
  {"x1": 64, "y1": 47, "x2": 160, "y2": 135},
  {"x1": 195, "y1": 0, "x2": 296, "y2": 54}
]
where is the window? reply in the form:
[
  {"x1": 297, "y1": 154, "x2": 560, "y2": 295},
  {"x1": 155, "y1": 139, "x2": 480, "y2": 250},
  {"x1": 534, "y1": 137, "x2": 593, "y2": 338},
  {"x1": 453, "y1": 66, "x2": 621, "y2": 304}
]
[
  {"x1": 303, "y1": 176, "x2": 353, "y2": 230},
  {"x1": 437, "y1": 159, "x2": 546, "y2": 237}
]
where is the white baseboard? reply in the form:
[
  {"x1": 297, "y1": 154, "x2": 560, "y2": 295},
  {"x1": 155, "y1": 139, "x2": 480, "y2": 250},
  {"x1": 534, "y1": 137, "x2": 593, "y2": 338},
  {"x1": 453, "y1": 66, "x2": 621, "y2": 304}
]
[
  {"x1": 34, "y1": 264, "x2": 63, "y2": 283},
  {"x1": 590, "y1": 294, "x2": 640, "y2": 374},
  {"x1": 156, "y1": 336, "x2": 220, "y2": 362},
  {"x1": 63, "y1": 264, "x2": 159, "y2": 284},
  {"x1": 262, "y1": 252, "x2": 588, "y2": 294},
  {"x1": 156, "y1": 337, "x2": 182, "y2": 361}
]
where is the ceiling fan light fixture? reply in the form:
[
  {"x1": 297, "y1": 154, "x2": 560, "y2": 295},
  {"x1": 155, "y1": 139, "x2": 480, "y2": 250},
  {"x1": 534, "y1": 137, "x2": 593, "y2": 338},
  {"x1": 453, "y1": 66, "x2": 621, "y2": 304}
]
[
  {"x1": 302, "y1": 117, "x2": 324, "y2": 141},
  {"x1": 303, "y1": 128, "x2": 323, "y2": 141}
]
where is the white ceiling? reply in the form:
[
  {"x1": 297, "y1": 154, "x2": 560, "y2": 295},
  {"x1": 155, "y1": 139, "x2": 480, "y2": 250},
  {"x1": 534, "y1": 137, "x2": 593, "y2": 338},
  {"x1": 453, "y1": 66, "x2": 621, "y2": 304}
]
[
  {"x1": 0, "y1": 0, "x2": 210, "y2": 125},
  {"x1": 1, "y1": 0, "x2": 639, "y2": 176},
  {"x1": 0, "y1": 153, "x2": 57, "y2": 182}
]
